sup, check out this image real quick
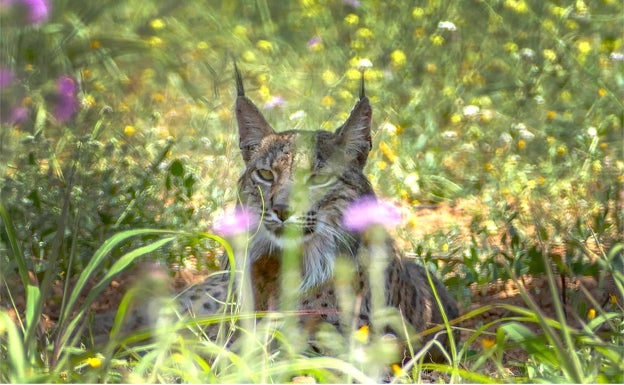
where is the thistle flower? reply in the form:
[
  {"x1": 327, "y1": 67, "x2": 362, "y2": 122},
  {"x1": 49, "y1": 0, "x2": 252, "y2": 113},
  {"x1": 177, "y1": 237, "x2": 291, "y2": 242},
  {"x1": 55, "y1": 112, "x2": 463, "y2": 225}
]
[
  {"x1": 0, "y1": 68, "x2": 15, "y2": 89},
  {"x1": 5, "y1": 0, "x2": 50, "y2": 24},
  {"x1": 213, "y1": 209, "x2": 256, "y2": 237},
  {"x1": 54, "y1": 76, "x2": 78, "y2": 122},
  {"x1": 343, "y1": 196, "x2": 402, "y2": 232}
]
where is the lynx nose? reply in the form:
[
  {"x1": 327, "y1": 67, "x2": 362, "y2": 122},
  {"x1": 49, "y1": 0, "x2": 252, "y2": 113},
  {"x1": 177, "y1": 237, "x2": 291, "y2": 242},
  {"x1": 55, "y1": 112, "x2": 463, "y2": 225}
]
[{"x1": 272, "y1": 204, "x2": 293, "y2": 222}]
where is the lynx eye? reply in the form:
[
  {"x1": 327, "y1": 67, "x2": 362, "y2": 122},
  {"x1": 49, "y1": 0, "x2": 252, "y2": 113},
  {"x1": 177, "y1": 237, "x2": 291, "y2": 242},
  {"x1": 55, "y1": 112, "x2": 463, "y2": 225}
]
[
  {"x1": 307, "y1": 173, "x2": 335, "y2": 188},
  {"x1": 253, "y1": 168, "x2": 275, "y2": 184}
]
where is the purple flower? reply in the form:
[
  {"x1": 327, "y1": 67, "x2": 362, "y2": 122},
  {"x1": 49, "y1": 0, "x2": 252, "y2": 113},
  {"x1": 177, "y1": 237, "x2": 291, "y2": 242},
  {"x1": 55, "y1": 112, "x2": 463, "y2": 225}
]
[
  {"x1": 343, "y1": 0, "x2": 361, "y2": 7},
  {"x1": 9, "y1": 106, "x2": 29, "y2": 124},
  {"x1": 54, "y1": 75, "x2": 77, "y2": 122},
  {"x1": 307, "y1": 36, "x2": 322, "y2": 50},
  {"x1": 263, "y1": 95, "x2": 285, "y2": 110},
  {"x1": 213, "y1": 209, "x2": 257, "y2": 237},
  {"x1": 3, "y1": 0, "x2": 50, "y2": 24},
  {"x1": 22, "y1": 0, "x2": 49, "y2": 24},
  {"x1": 342, "y1": 196, "x2": 402, "y2": 232},
  {"x1": 0, "y1": 68, "x2": 15, "y2": 89}
]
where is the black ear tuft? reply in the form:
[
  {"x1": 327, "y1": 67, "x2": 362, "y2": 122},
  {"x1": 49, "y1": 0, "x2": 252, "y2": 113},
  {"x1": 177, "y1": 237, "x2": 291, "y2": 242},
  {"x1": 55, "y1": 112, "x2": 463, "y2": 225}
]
[
  {"x1": 359, "y1": 69, "x2": 366, "y2": 100},
  {"x1": 234, "y1": 62, "x2": 245, "y2": 97}
]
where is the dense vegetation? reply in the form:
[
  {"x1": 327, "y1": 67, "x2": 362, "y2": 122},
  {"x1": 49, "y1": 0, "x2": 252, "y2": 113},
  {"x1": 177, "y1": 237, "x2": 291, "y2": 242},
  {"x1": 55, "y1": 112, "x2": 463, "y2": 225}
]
[{"x1": 1, "y1": 0, "x2": 622, "y2": 382}]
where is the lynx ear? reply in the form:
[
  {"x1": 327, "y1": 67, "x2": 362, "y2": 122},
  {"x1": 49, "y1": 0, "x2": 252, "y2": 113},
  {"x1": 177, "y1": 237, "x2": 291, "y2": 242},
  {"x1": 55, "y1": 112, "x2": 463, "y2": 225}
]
[
  {"x1": 335, "y1": 95, "x2": 372, "y2": 169},
  {"x1": 234, "y1": 64, "x2": 275, "y2": 163}
]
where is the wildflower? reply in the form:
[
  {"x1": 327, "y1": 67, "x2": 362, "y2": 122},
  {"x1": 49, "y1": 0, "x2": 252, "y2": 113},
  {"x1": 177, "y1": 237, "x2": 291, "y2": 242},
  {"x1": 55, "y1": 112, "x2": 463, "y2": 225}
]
[
  {"x1": 437, "y1": 21, "x2": 457, "y2": 31},
  {"x1": 353, "y1": 325, "x2": 369, "y2": 343},
  {"x1": 481, "y1": 337, "x2": 496, "y2": 349},
  {"x1": 321, "y1": 95, "x2": 335, "y2": 108},
  {"x1": 425, "y1": 63, "x2": 437, "y2": 73},
  {"x1": 344, "y1": 13, "x2": 359, "y2": 25},
  {"x1": 307, "y1": 36, "x2": 323, "y2": 52},
  {"x1": 9, "y1": 0, "x2": 50, "y2": 25},
  {"x1": 546, "y1": 110, "x2": 557, "y2": 121},
  {"x1": 256, "y1": 39, "x2": 273, "y2": 52},
  {"x1": 597, "y1": 88, "x2": 607, "y2": 98},
  {"x1": 321, "y1": 69, "x2": 338, "y2": 85},
  {"x1": 356, "y1": 58, "x2": 373, "y2": 69},
  {"x1": 0, "y1": 68, "x2": 15, "y2": 88},
  {"x1": 197, "y1": 41, "x2": 209, "y2": 50},
  {"x1": 147, "y1": 36, "x2": 163, "y2": 47},
  {"x1": 610, "y1": 294, "x2": 618, "y2": 305},
  {"x1": 577, "y1": 40, "x2": 591, "y2": 55},
  {"x1": 587, "y1": 308, "x2": 596, "y2": 320},
  {"x1": 355, "y1": 27, "x2": 374, "y2": 40},
  {"x1": 412, "y1": 7, "x2": 424, "y2": 18},
  {"x1": 504, "y1": 42, "x2": 519, "y2": 53},
  {"x1": 391, "y1": 363, "x2": 403, "y2": 376},
  {"x1": 8, "y1": 106, "x2": 29, "y2": 124},
  {"x1": 390, "y1": 50, "x2": 407, "y2": 67},
  {"x1": 213, "y1": 209, "x2": 256, "y2": 237},
  {"x1": 124, "y1": 125, "x2": 136, "y2": 136},
  {"x1": 462, "y1": 105, "x2": 480, "y2": 119},
  {"x1": 345, "y1": 68, "x2": 361, "y2": 80},
  {"x1": 343, "y1": 196, "x2": 402, "y2": 232},
  {"x1": 264, "y1": 95, "x2": 285, "y2": 109},
  {"x1": 152, "y1": 92, "x2": 166, "y2": 103},
  {"x1": 54, "y1": 76, "x2": 77, "y2": 123},
  {"x1": 85, "y1": 356, "x2": 102, "y2": 368},
  {"x1": 556, "y1": 145, "x2": 567, "y2": 156},
  {"x1": 377, "y1": 160, "x2": 387, "y2": 170},
  {"x1": 343, "y1": 0, "x2": 360, "y2": 7},
  {"x1": 233, "y1": 25, "x2": 248, "y2": 38},
  {"x1": 543, "y1": 49, "x2": 557, "y2": 62},
  {"x1": 450, "y1": 113, "x2": 462, "y2": 124},
  {"x1": 150, "y1": 18, "x2": 165, "y2": 30},
  {"x1": 430, "y1": 34, "x2": 445, "y2": 46},
  {"x1": 379, "y1": 140, "x2": 397, "y2": 162},
  {"x1": 610, "y1": 52, "x2": 624, "y2": 62}
]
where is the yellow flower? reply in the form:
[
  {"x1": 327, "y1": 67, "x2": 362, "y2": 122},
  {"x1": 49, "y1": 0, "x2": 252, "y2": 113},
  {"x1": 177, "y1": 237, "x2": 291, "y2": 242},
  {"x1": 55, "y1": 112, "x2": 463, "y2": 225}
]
[
  {"x1": 485, "y1": 163, "x2": 494, "y2": 172},
  {"x1": 321, "y1": 70, "x2": 338, "y2": 85},
  {"x1": 546, "y1": 110, "x2": 557, "y2": 121},
  {"x1": 146, "y1": 36, "x2": 164, "y2": 47},
  {"x1": 124, "y1": 125, "x2": 136, "y2": 136},
  {"x1": 597, "y1": 88, "x2": 607, "y2": 98},
  {"x1": 152, "y1": 92, "x2": 166, "y2": 103},
  {"x1": 412, "y1": 7, "x2": 425, "y2": 18},
  {"x1": 450, "y1": 113, "x2": 462, "y2": 124},
  {"x1": 577, "y1": 40, "x2": 592, "y2": 55},
  {"x1": 196, "y1": 41, "x2": 210, "y2": 50},
  {"x1": 85, "y1": 357, "x2": 102, "y2": 369},
  {"x1": 430, "y1": 34, "x2": 445, "y2": 46},
  {"x1": 504, "y1": 42, "x2": 519, "y2": 53},
  {"x1": 344, "y1": 13, "x2": 359, "y2": 25},
  {"x1": 481, "y1": 337, "x2": 496, "y2": 349},
  {"x1": 321, "y1": 95, "x2": 335, "y2": 108},
  {"x1": 610, "y1": 294, "x2": 618, "y2": 305},
  {"x1": 425, "y1": 63, "x2": 437, "y2": 73},
  {"x1": 390, "y1": 50, "x2": 407, "y2": 67},
  {"x1": 256, "y1": 40, "x2": 273, "y2": 52},
  {"x1": 391, "y1": 363, "x2": 403, "y2": 376},
  {"x1": 354, "y1": 325, "x2": 369, "y2": 343},
  {"x1": 150, "y1": 18, "x2": 165, "y2": 30},
  {"x1": 377, "y1": 160, "x2": 387, "y2": 170},
  {"x1": 355, "y1": 27, "x2": 374, "y2": 39},
  {"x1": 379, "y1": 141, "x2": 397, "y2": 163},
  {"x1": 556, "y1": 145, "x2": 567, "y2": 156},
  {"x1": 587, "y1": 308, "x2": 596, "y2": 320},
  {"x1": 517, "y1": 139, "x2": 526, "y2": 150},
  {"x1": 233, "y1": 25, "x2": 248, "y2": 38},
  {"x1": 90, "y1": 40, "x2": 101, "y2": 50},
  {"x1": 543, "y1": 49, "x2": 557, "y2": 62},
  {"x1": 345, "y1": 68, "x2": 361, "y2": 80},
  {"x1": 242, "y1": 50, "x2": 257, "y2": 62}
]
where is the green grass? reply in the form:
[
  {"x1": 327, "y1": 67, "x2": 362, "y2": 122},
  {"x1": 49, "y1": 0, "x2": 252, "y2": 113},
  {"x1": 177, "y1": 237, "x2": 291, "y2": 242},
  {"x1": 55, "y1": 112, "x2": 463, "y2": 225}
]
[{"x1": 1, "y1": 0, "x2": 623, "y2": 382}]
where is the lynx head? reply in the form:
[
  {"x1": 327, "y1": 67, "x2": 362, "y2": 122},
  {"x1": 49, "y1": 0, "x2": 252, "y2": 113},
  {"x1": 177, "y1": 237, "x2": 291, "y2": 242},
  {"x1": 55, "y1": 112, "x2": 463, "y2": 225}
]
[{"x1": 234, "y1": 66, "x2": 375, "y2": 291}]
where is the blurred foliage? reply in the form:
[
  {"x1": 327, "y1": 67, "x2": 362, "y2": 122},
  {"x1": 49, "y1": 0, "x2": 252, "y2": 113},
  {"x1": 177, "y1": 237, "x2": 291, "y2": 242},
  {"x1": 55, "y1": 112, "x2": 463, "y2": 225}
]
[{"x1": 0, "y1": 0, "x2": 623, "y2": 382}]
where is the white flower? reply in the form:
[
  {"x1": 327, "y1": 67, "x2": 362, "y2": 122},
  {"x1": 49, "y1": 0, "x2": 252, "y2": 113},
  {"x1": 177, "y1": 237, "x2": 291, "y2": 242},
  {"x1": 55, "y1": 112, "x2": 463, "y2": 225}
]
[
  {"x1": 438, "y1": 21, "x2": 457, "y2": 31},
  {"x1": 289, "y1": 110, "x2": 306, "y2": 120},
  {"x1": 357, "y1": 58, "x2": 373, "y2": 69},
  {"x1": 462, "y1": 105, "x2": 480, "y2": 118},
  {"x1": 442, "y1": 130, "x2": 458, "y2": 140},
  {"x1": 587, "y1": 126, "x2": 597, "y2": 137}
]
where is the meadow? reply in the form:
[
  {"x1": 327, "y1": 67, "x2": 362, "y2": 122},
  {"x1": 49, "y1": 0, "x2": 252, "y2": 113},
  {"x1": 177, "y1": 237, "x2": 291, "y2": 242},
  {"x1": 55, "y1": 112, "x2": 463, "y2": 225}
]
[{"x1": 1, "y1": 0, "x2": 623, "y2": 382}]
